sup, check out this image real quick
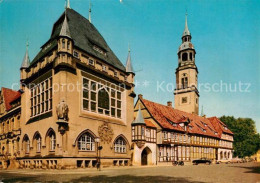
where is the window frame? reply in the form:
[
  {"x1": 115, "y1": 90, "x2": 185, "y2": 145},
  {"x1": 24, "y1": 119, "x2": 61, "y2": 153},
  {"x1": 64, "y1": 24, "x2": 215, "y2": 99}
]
[
  {"x1": 77, "y1": 133, "x2": 95, "y2": 152},
  {"x1": 82, "y1": 76, "x2": 123, "y2": 119},
  {"x1": 114, "y1": 137, "x2": 127, "y2": 154}
]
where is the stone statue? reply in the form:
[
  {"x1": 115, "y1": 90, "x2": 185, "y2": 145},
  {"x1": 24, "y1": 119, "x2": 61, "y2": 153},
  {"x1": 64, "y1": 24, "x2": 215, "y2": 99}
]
[{"x1": 56, "y1": 99, "x2": 69, "y2": 121}]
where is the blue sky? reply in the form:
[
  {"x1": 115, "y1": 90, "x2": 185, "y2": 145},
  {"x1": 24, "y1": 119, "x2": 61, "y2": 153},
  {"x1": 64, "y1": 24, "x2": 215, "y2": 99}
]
[{"x1": 0, "y1": 0, "x2": 259, "y2": 131}]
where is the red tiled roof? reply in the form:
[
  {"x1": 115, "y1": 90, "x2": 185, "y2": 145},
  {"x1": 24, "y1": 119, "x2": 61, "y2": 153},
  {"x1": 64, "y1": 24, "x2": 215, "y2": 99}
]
[
  {"x1": 140, "y1": 98, "x2": 221, "y2": 138},
  {"x1": 208, "y1": 116, "x2": 233, "y2": 135},
  {"x1": 145, "y1": 120, "x2": 156, "y2": 128},
  {"x1": 1, "y1": 87, "x2": 21, "y2": 111}
]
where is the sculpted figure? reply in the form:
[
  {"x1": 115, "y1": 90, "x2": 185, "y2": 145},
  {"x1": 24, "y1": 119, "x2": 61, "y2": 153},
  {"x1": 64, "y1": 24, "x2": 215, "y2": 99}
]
[{"x1": 56, "y1": 99, "x2": 69, "y2": 121}]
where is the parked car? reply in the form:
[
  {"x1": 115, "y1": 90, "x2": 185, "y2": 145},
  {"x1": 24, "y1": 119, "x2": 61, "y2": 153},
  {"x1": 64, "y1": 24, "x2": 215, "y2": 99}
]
[
  {"x1": 192, "y1": 158, "x2": 212, "y2": 165},
  {"x1": 230, "y1": 158, "x2": 243, "y2": 163}
]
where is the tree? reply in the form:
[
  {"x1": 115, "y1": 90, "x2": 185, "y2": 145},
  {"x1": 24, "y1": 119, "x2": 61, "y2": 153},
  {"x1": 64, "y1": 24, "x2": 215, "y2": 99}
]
[{"x1": 220, "y1": 116, "x2": 260, "y2": 158}]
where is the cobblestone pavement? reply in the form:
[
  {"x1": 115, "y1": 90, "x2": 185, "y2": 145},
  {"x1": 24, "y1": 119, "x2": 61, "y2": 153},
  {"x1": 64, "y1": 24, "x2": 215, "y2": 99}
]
[{"x1": 0, "y1": 162, "x2": 259, "y2": 183}]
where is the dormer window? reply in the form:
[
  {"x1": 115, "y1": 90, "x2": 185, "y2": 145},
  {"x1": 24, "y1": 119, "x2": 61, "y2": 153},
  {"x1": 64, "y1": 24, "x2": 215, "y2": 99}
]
[
  {"x1": 89, "y1": 59, "x2": 94, "y2": 66},
  {"x1": 73, "y1": 50, "x2": 79, "y2": 58},
  {"x1": 93, "y1": 45, "x2": 106, "y2": 56}
]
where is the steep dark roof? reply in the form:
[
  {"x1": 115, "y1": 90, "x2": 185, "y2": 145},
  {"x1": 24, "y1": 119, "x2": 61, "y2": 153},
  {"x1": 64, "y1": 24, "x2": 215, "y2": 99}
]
[{"x1": 31, "y1": 8, "x2": 125, "y2": 71}]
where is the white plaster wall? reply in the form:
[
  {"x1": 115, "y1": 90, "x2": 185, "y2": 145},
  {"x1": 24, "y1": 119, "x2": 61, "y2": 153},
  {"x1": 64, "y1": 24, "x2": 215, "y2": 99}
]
[
  {"x1": 217, "y1": 148, "x2": 232, "y2": 161},
  {"x1": 132, "y1": 142, "x2": 157, "y2": 166}
]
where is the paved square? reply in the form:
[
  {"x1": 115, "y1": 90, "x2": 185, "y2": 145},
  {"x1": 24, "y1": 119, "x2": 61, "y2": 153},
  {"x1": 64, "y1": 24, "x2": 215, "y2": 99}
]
[{"x1": 0, "y1": 162, "x2": 259, "y2": 183}]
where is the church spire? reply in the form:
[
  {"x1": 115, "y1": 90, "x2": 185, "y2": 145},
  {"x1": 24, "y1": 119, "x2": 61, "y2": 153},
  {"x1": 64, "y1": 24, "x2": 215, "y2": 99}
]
[
  {"x1": 125, "y1": 45, "x2": 134, "y2": 73},
  {"x1": 89, "y1": 0, "x2": 92, "y2": 23},
  {"x1": 21, "y1": 40, "x2": 30, "y2": 69},
  {"x1": 60, "y1": 11, "x2": 71, "y2": 38},
  {"x1": 182, "y1": 13, "x2": 191, "y2": 37}
]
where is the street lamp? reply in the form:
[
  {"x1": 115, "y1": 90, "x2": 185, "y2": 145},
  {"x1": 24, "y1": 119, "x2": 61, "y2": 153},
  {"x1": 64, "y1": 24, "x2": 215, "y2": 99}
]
[{"x1": 95, "y1": 137, "x2": 102, "y2": 171}]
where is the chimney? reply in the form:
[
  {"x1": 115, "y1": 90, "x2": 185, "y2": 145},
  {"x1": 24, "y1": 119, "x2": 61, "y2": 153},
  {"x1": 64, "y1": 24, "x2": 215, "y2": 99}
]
[
  {"x1": 138, "y1": 94, "x2": 143, "y2": 99},
  {"x1": 167, "y1": 101, "x2": 172, "y2": 107}
]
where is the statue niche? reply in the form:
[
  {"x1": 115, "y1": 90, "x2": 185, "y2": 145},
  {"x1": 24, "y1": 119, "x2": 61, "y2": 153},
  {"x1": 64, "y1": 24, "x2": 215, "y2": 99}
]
[
  {"x1": 56, "y1": 99, "x2": 69, "y2": 134},
  {"x1": 56, "y1": 99, "x2": 69, "y2": 122}
]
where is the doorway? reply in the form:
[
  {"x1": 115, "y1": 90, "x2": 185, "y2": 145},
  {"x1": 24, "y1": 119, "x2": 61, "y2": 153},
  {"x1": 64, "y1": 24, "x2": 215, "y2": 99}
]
[{"x1": 141, "y1": 147, "x2": 152, "y2": 165}]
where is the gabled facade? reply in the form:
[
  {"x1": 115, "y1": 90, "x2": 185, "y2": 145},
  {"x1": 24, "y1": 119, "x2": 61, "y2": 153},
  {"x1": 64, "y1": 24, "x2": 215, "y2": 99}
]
[
  {"x1": 18, "y1": 6, "x2": 135, "y2": 169},
  {"x1": 132, "y1": 95, "x2": 233, "y2": 165},
  {"x1": 208, "y1": 117, "x2": 233, "y2": 162},
  {"x1": 0, "y1": 88, "x2": 21, "y2": 169}
]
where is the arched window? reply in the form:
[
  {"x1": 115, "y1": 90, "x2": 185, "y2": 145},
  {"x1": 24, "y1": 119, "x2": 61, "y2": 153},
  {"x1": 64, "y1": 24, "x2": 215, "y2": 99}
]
[
  {"x1": 34, "y1": 133, "x2": 41, "y2": 153},
  {"x1": 23, "y1": 135, "x2": 30, "y2": 154},
  {"x1": 114, "y1": 137, "x2": 126, "y2": 153},
  {"x1": 78, "y1": 132, "x2": 95, "y2": 151},
  {"x1": 98, "y1": 88, "x2": 109, "y2": 115},
  {"x1": 50, "y1": 133, "x2": 56, "y2": 151},
  {"x1": 182, "y1": 53, "x2": 188, "y2": 61},
  {"x1": 62, "y1": 39, "x2": 65, "y2": 49},
  {"x1": 189, "y1": 53, "x2": 193, "y2": 61}
]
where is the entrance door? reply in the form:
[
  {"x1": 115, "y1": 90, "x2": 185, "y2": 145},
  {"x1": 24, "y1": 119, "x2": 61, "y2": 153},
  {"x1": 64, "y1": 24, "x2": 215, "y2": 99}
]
[{"x1": 141, "y1": 149, "x2": 148, "y2": 165}]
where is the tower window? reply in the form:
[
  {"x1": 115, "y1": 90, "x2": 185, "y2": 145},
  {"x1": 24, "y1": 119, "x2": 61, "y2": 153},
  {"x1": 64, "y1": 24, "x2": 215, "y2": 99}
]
[
  {"x1": 67, "y1": 41, "x2": 70, "y2": 50},
  {"x1": 73, "y1": 51, "x2": 79, "y2": 58},
  {"x1": 190, "y1": 53, "x2": 193, "y2": 61},
  {"x1": 62, "y1": 39, "x2": 65, "y2": 49},
  {"x1": 181, "y1": 77, "x2": 188, "y2": 89},
  {"x1": 182, "y1": 53, "x2": 188, "y2": 61},
  {"x1": 182, "y1": 97, "x2": 188, "y2": 104}
]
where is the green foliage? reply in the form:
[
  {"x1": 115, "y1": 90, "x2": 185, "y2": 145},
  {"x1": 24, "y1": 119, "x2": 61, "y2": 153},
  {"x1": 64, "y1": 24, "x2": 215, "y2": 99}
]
[{"x1": 220, "y1": 116, "x2": 260, "y2": 158}]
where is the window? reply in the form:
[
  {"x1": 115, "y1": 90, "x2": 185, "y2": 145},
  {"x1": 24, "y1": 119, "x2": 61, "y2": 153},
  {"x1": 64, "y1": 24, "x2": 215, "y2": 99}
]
[
  {"x1": 114, "y1": 71, "x2": 118, "y2": 77},
  {"x1": 163, "y1": 131, "x2": 167, "y2": 139},
  {"x1": 181, "y1": 77, "x2": 188, "y2": 89},
  {"x1": 82, "y1": 77, "x2": 122, "y2": 118},
  {"x1": 26, "y1": 140, "x2": 30, "y2": 153},
  {"x1": 89, "y1": 59, "x2": 94, "y2": 66},
  {"x1": 98, "y1": 88, "x2": 109, "y2": 114},
  {"x1": 78, "y1": 133, "x2": 95, "y2": 151},
  {"x1": 114, "y1": 137, "x2": 126, "y2": 153},
  {"x1": 102, "y1": 65, "x2": 107, "y2": 71},
  {"x1": 182, "y1": 97, "x2": 187, "y2": 103},
  {"x1": 67, "y1": 41, "x2": 70, "y2": 50},
  {"x1": 73, "y1": 50, "x2": 79, "y2": 58},
  {"x1": 36, "y1": 136, "x2": 41, "y2": 153},
  {"x1": 141, "y1": 127, "x2": 145, "y2": 139},
  {"x1": 182, "y1": 52, "x2": 188, "y2": 61},
  {"x1": 62, "y1": 39, "x2": 65, "y2": 49},
  {"x1": 189, "y1": 52, "x2": 193, "y2": 61},
  {"x1": 146, "y1": 129, "x2": 151, "y2": 141},
  {"x1": 23, "y1": 136, "x2": 30, "y2": 154},
  {"x1": 30, "y1": 77, "x2": 52, "y2": 118},
  {"x1": 50, "y1": 133, "x2": 56, "y2": 151}
]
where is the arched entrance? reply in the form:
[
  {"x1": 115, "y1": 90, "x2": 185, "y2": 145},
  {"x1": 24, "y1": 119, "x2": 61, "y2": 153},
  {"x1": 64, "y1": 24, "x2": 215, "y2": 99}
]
[{"x1": 141, "y1": 147, "x2": 152, "y2": 166}]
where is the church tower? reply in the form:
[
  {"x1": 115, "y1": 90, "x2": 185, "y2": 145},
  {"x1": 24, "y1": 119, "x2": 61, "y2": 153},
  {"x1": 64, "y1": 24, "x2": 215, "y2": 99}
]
[{"x1": 174, "y1": 14, "x2": 199, "y2": 115}]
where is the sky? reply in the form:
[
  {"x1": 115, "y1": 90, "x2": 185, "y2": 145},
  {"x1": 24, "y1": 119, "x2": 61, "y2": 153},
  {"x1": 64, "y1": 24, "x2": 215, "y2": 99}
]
[{"x1": 0, "y1": 0, "x2": 259, "y2": 131}]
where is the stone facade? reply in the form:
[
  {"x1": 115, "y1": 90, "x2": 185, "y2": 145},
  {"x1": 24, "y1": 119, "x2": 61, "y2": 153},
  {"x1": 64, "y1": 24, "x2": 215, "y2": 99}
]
[{"x1": 4, "y1": 7, "x2": 135, "y2": 169}]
